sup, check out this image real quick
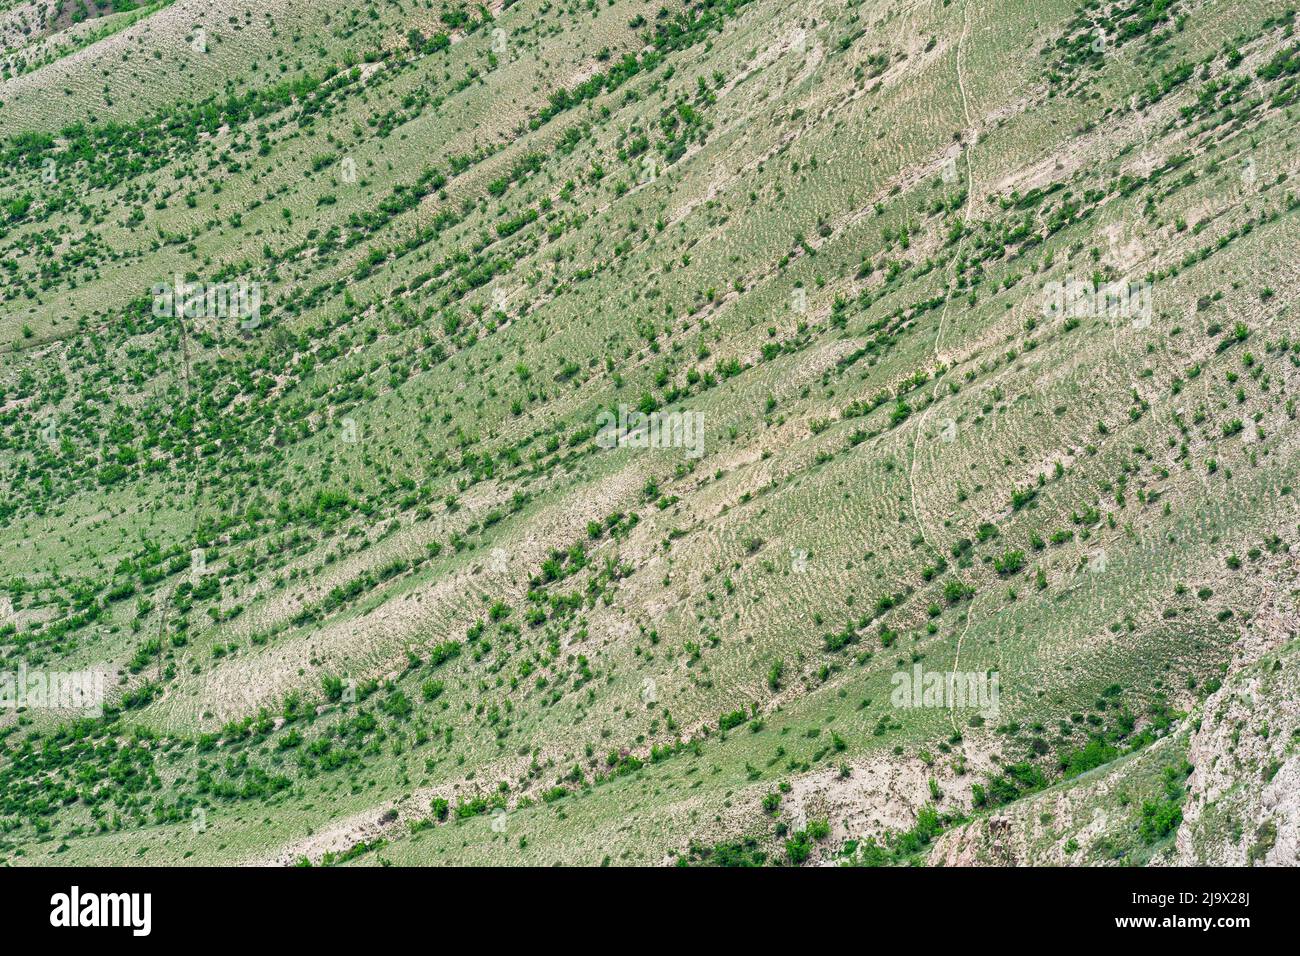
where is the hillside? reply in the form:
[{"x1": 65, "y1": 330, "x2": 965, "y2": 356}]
[{"x1": 0, "y1": 0, "x2": 1297, "y2": 867}]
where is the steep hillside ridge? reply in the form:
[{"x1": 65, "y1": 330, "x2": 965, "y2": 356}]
[{"x1": 0, "y1": 0, "x2": 1296, "y2": 866}]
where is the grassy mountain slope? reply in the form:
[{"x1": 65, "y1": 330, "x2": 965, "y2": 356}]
[{"x1": 0, "y1": 0, "x2": 1298, "y2": 866}]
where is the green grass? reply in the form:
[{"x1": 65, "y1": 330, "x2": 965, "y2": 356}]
[{"x1": 1, "y1": 0, "x2": 1298, "y2": 866}]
